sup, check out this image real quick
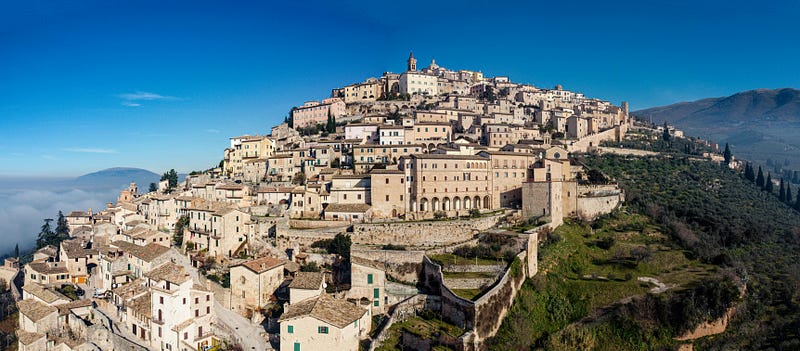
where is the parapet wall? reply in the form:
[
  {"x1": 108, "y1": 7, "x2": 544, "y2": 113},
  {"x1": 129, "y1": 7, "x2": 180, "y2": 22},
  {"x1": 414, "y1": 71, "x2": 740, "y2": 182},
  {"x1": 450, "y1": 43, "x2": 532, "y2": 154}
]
[{"x1": 352, "y1": 214, "x2": 502, "y2": 247}]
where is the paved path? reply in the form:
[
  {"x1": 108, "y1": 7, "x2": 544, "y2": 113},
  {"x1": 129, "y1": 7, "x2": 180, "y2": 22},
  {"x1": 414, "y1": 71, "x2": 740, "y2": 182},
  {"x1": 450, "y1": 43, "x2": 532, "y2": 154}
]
[
  {"x1": 214, "y1": 299, "x2": 272, "y2": 351},
  {"x1": 638, "y1": 276, "x2": 674, "y2": 294}
]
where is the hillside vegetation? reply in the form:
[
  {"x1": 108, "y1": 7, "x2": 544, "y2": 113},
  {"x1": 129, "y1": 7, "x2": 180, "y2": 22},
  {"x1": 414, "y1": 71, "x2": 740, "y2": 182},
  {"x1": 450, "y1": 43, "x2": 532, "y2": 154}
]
[{"x1": 490, "y1": 151, "x2": 800, "y2": 350}]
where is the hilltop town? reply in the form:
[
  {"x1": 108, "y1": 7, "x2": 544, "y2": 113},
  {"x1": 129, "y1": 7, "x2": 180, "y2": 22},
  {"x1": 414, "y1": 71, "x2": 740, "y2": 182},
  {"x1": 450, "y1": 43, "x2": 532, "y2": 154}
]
[{"x1": 9, "y1": 53, "x2": 640, "y2": 351}]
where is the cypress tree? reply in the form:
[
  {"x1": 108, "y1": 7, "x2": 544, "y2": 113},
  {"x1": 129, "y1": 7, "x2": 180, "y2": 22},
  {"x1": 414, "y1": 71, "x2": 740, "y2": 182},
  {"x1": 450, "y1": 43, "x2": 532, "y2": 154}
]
[
  {"x1": 745, "y1": 163, "x2": 755, "y2": 182},
  {"x1": 756, "y1": 166, "x2": 765, "y2": 188},
  {"x1": 779, "y1": 179, "x2": 786, "y2": 202},
  {"x1": 787, "y1": 183, "x2": 793, "y2": 204},
  {"x1": 55, "y1": 210, "x2": 70, "y2": 241},
  {"x1": 662, "y1": 121, "x2": 671, "y2": 142},
  {"x1": 765, "y1": 173, "x2": 773, "y2": 193},
  {"x1": 35, "y1": 218, "x2": 55, "y2": 249},
  {"x1": 795, "y1": 189, "x2": 800, "y2": 211},
  {"x1": 723, "y1": 143, "x2": 732, "y2": 165},
  {"x1": 14, "y1": 244, "x2": 19, "y2": 259}
]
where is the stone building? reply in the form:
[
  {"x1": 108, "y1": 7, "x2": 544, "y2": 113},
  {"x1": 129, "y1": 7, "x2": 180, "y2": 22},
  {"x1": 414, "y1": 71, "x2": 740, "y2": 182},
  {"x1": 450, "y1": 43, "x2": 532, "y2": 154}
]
[
  {"x1": 278, "y1": 294, "x2": 371, "y2": 351},
  {"x1": 230, "y1": 256, "x2": 287, "y2": 318}
]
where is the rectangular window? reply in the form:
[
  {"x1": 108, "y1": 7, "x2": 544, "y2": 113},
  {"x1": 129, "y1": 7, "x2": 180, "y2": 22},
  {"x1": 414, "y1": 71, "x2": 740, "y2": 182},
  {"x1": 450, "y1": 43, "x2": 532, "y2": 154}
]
[
  {"x1": 367, "y1": 274, "x2": 373, "y2": 284},
  {"x1": 374, "y1": 300, "x2": 380, "y2": 306},
  {"x1": 318, "y1": 326, "x2": 329, "y2": 334},
  {"x1": 294, "y1": 342, "x2": 300, "y2": 351},
  {"x1": 288, "y1": 325, "x2": 294, "y2": 334},
  {"x1": 374, "y1": 288, "x2": 380, "y2": 298}
]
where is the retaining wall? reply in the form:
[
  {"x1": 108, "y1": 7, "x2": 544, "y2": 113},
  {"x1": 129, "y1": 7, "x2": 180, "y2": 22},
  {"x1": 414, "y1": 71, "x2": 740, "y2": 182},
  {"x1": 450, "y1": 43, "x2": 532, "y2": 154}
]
[{"x1": 352, "y1": 214, "x2": 502, "y2": 247}]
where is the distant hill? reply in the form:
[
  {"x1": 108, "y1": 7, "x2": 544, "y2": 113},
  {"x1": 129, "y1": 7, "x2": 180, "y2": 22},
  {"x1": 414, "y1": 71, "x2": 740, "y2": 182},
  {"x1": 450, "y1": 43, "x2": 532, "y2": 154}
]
[
  {"x1": 633, "y1": 88, "x2": 800, "y2": 167},
  {"x1": 73, "y1": 167, "x2": 160, "y2": 190}
]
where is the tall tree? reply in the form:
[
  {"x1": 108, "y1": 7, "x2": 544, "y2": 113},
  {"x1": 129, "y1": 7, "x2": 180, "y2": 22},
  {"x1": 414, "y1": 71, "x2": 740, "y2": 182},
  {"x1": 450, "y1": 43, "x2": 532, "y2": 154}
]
[
  {"x1": 161, "y1": 169, "x2": 179, "y2": 192},
  {"x1": 723, "y1": 143, "x2": 732, "y2": 165},
  {"x1": 14, "y1": 244, "x2": 19, "y2": 259},
  {"x1": 756, "y1": 166, "x2": 765, "y2": 188},
  {"x1": 662, "y1": 121, "x2": 671, "y2": 142},
  {"x1": 744, "y1": 163, "x2": 754, "y2": 182},
  {"x1": 779, "y1": 178, "x2": 786, "y2": 202},
  {"x1": 55, "y1": 211, "x2": 70, "y2": 241},
  {"x1": 787, "y1": 183, "x2": 793, "y2": 204},
  {"x1": 149, "y1": 182, "x2": 158, "y2": 192},
  {"x1": 795, "y1": 189, "x2": 800, "y2": 211},
  {"x1": 765, "y1": 173, "x2": 774, "y2": 193},
  {"x1": 35, "y1": 218, "x2": 55, "y2": 249}
]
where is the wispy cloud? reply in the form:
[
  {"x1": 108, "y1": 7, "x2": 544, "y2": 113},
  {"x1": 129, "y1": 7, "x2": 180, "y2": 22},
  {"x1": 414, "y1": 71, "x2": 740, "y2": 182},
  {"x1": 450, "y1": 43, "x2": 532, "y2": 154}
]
[
  {"x1": 63, "y1": 148, "x2": 118, "y2": 154},
  {"x1": 205, "y1": 128, "x2": 220, "y2": 133},
  {"x1": 118, "y1": 91, "x2": 179, "y2": 107}
]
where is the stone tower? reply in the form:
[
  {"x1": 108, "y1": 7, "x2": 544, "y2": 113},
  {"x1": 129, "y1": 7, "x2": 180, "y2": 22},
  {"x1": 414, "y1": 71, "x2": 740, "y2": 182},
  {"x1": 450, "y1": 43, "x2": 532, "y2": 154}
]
[{"x1": 407, "y1": 51, "x2": 417, "y2": 71}]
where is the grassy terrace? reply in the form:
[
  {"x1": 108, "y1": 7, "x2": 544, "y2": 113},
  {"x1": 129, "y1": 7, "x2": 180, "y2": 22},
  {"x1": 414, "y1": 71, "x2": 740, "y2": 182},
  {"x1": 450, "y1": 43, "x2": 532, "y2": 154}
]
[
  {"x1": 488, "y1": 210, "x2": 716, "y2": 350},
  {"x1": 375, "y1": 315, "x2": 464, "y2": 351},
  {"x1": 428, "y1": 253, "x2": 504, "y2": 266}
]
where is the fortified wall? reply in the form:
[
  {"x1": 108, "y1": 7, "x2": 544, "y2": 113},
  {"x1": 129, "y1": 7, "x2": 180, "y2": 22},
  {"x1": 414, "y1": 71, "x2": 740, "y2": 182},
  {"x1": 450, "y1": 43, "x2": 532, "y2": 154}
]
[{"x1": 351, "y1": 213, "x2": 503, "y2": 247}]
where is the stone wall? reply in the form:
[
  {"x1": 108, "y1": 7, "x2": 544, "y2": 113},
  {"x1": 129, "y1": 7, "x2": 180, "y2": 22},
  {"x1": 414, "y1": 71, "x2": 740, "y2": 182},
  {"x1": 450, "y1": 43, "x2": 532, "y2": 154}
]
[
  {"x1": 443, "y1": 277, "x2": 496, "y2": 290},
  {"x1": 353, "y1": 214, "x2": 502, "y2": 247},
  {"x1": 566, "y1": 124, "x2": 628, "y2": 153},
  {"x1": 441, "y1": 265, "x2": 504, "y2": 274},
  {"x1": 368, "y1": 294, "x2": 437, "y2": 351},
  {"x1": 351, "y1": 249, "x2": 426, "y2": 283},
  {"x1": 419, "y1": 248, "x2": 534, "y2": 350},
  {"x1": 289, "y1": 219, "x2": 350, "y2": 229},
  {"x1": 576, "y1": 184, "x2": 623, "y2": 220}
]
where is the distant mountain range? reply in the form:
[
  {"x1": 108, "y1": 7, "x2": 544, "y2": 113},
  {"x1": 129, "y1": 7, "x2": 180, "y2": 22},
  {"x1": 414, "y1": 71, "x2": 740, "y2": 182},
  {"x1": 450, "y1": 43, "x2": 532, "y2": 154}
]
[
  {"x1": 633, "y1": 88, "x2": 800, "y2": 167},
  {"x1": 73, "y1": 167, "x2": 161, "y2": 190}
]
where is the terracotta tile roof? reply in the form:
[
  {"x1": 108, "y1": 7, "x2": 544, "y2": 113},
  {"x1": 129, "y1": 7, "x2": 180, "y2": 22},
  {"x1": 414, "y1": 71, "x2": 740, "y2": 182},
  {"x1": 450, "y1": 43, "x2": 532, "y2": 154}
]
[
  {"x1": 16, "y1": 331, "x2": 44, "y2": 346},
  {"x1": 145, "y1": 262, "x2": 191, "y2": 285},
  {"x1": 56, "y1": 299, "x2": 92, "y2": 316},
  {"x1": 288, "y1": 272, "x2": 325, "y2": 290},
  {"x1": 27, "y1": 261, "x2": 69, "y2": 275},
  {"x1": 111, "y1": 241, "x2": 172, "y2": 262},
  {"x1": 278, "y1": 294, "x2": 366, "y2": 328},
  {"x1": 18, "y1": 299, "x2": 57, "y2": 322},
  {"x1": 236, "y1": 256, "x2": 286, "y2": 274},
  {"x1": 112, "y1": 279, "x2": 148, "y2": 300},
  {"x1": 324, "y1": 203, "x2": 371, "y2": 213},
  {"x1": 22, "y1": 283, "x2": 69, "y2": 304},
  {"x1": 128, "y1": 291, "x2": 152, "y2": 318}
]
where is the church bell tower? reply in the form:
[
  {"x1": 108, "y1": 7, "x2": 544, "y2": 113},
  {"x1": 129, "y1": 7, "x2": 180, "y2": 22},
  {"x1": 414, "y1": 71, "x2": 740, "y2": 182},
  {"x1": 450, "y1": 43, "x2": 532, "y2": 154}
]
[{"x1": 407, "y1": 51, "x2": 417, "y2": 71}]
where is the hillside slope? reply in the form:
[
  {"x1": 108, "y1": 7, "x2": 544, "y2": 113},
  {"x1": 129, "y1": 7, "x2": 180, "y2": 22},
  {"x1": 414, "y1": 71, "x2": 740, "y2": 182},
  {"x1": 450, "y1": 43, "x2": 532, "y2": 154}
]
[
  {"x1": 73, "y1": 167, "x2": 160, "y2": 190},
  {"x1": 633, "y1": 88, "x2": 800, "y2": 167}
]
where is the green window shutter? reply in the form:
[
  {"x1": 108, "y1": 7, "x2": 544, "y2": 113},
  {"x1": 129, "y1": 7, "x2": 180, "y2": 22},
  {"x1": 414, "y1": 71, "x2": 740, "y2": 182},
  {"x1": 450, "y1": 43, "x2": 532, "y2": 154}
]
[
  {"x1": 294, "y1": 342, "x2": 300, "y2": 351},
  {"x1": 374, "y1": 300, "x2": 379, "y2": 307},
  {"x1": 367, "y1": 274, "x2": 373, "y2": 284},
  {"x1": 373, "y1": 288, "x2": 379, "y2": 299},
  {"x1": 287, "y1": 325, "x2": 293, "y2": 334}
]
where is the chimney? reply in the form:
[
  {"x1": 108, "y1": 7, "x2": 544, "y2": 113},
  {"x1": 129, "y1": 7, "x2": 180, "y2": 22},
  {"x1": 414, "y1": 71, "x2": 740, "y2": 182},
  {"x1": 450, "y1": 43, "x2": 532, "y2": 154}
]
[{"x1": 88, "y1": 208, "x2": 93, "y2": 216}]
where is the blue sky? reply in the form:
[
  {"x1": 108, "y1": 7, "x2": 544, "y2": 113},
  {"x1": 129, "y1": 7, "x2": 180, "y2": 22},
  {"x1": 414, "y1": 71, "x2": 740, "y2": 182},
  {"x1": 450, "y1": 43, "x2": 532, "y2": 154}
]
[{"x1": 1, "y1": 0, "x2": 798, "y2": 177}]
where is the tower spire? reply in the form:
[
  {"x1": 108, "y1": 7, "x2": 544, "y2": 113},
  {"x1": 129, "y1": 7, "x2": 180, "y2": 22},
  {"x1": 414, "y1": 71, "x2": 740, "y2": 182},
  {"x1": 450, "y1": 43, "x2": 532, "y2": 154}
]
[{"x1": 407, "y1": 51, "x2": 417, "y2": 71}]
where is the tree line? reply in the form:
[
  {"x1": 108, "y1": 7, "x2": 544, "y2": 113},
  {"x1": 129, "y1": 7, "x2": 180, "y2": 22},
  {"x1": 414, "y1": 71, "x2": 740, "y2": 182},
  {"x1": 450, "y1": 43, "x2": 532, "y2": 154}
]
[{"x1": 743, "y1": 162, "x2": 800, "y2": 211}]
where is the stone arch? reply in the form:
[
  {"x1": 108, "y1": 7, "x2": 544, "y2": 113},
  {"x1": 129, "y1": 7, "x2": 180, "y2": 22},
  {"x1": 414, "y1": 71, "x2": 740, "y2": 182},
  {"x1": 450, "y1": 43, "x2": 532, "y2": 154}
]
[
  {"x1": 442, "y1": 197, "x2": 451, "y2": 211},
  {"x1": 428, "y1": 143, "x2": 436, "y2": 151},
  {"x1": 474, "y1": 196, "x2": 481, "y2": 209},
  {"x1": 431, "y1": 197, "x2": 440, "y2": 212},
  {"x1": 454, "y1": 197, "x2": 462, "y2": 210},
  {"x1": 420, "y1": 198, "x2": 428, "y2": 212},
  {"x1": 483, "y1": 196, "x2": 491, "y2": 209},
  {"x1": 464, "y1": 197, "x2": 472, "y2": 209}
]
